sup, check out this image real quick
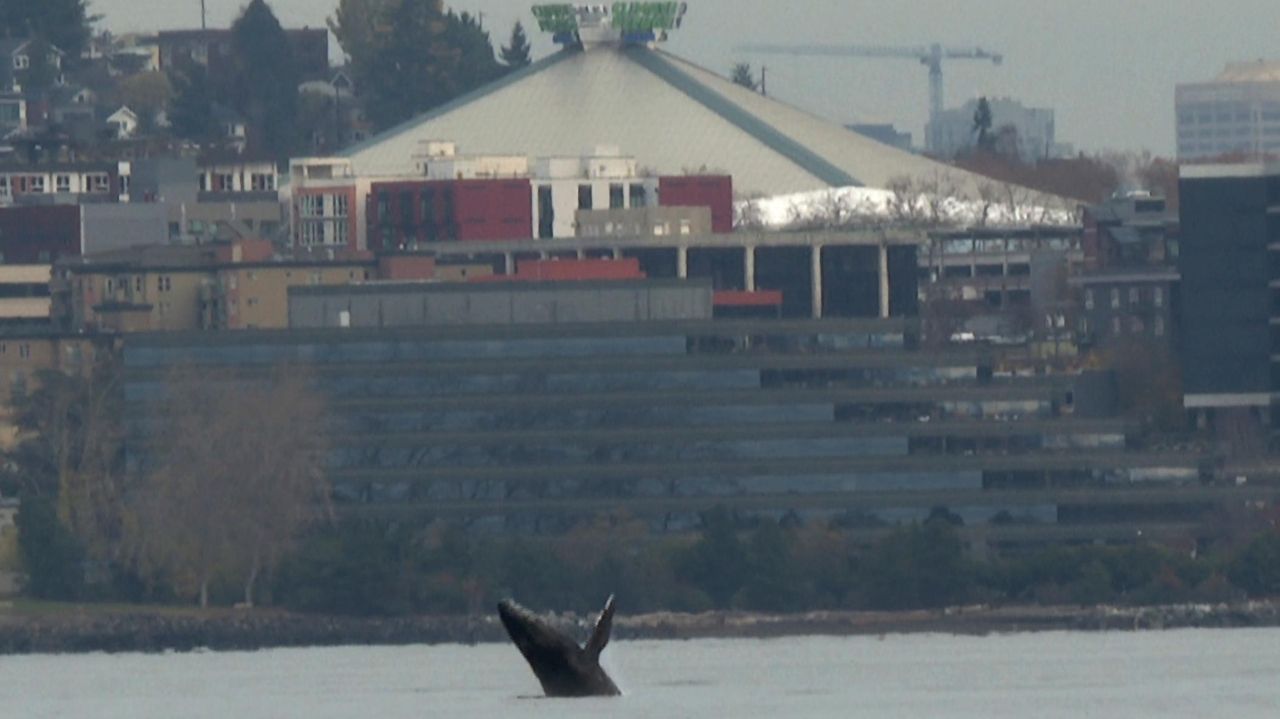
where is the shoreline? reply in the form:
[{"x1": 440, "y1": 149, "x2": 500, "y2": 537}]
[{"x1": 1, "y1": 600, "x2": 1279, "y2": 655}]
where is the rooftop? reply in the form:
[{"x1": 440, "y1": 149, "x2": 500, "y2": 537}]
[
  {"x1": 343, "y1": 44, "x2": 1059, "y2": 203},
  {"x1": 1216, "y1": 60, "x2": 1280, "y2": 83}
]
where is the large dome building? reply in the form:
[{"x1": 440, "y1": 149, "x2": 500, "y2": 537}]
[{"x1": 341, "y1": 27, "x2": 1022, "y2": 201}]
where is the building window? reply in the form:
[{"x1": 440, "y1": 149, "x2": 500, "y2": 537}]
[
  {"x1": 135, "y1": 276, "x2": 143, "y2": 292},
  {"x1": 30, "y1": 176, "x2": 45, "y2": 193},
  {"x1": 376, "y1": 192, "x2": 390, "y2": 222},
  {"x1": 300, "y1": 222, "x2": 322, "y2": 246},
  {"x1": 14, "y1": 55, "x2": 29, "y2": 70},
  {"x1": 1110, "y1": 288, "x2": 1120, "y2": 309},
  {"x1": 55, "y1": 175, "x2": 71, "y2": 193},
  {"x1": 1153, "y1": 287, "x2": 1164, "y2": 308},
  {"x1": 334, "y1": 222, "x2": 349, "y2": 246},
  {"x1": 609, "y1": 183, "x2": 624, "y2": 209},
  {"x1": 333, "y1": 194, "x2": 349, "y2": 218},
  {"x1": 216, "y1": 173, "x2": 234, "y2": 192},
  {"x1": 1112, "y1": 317, "x2": 1122, "y2": 336},
  {"x1": 158, "y1": 276, "x2": 172, "y2": 292},
  {"x1": 90, "y1": 174, "x2": 110, "y2": 193},
  {"x1": 251, "y1": 173, "x2": 276, "y2": 192},
  {"x1": 1130, "y1": 316, "x2": 1144, "y2": 334},
  {"x1": 537, "y1": 186, "x2": 555, "y2": 239},
  {"x1": 1129, "y1": 287, "x2": 1140, "y2": 305},
  {"x1": 18, "y1": 343, "x2": 30, "y2": 359},
  {"x1": 578, "y1": 184, "x2": 593, "y2": 211},
  {"x1": 300, "y1": 194, "x2": 323, "y2": 218},
  {"x1": 1084, "y1": 289, "x2": 1094, "y2": 310},
  {"x1": 629, "y1": 184, "x2": 647, "y2": 208},
  {"x1": 247, "y1": 297, "x2": 258, "y2": 307}
]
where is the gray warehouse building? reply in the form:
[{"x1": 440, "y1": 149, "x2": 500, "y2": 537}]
[{"x1": 289, "y1": 279, "x2": 714, "y2": 329}]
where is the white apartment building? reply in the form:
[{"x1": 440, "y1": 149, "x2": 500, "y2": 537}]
[{"x1": 531, "y1": 146, "x2": 659, "y2": 238}]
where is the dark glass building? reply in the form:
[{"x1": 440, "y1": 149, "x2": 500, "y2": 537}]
[{"x1": 1178, "y1": 164, "x2": 1280, "y2": 424}]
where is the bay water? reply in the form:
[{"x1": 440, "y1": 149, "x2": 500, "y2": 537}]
[{"x1": 3, "y1": 629, "x2": 1279, "y2": 717}]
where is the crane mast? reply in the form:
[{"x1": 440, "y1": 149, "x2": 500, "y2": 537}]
[{"x1": 736, "y1": 42, "x2": 1004, "y2": 154}]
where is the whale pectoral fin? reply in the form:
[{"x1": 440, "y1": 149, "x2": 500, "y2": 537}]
[{"x1": 584, "y1": 594, "x2": 615, "y2": 661}]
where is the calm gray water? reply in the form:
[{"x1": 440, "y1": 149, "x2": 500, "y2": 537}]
[{"x1": 4, "y1": 629, "x2": 1279, "y2": 717}]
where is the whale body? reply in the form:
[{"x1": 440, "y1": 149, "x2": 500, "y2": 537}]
[{"x1": 497, "y1": 595, "x2": 621, "y2": 698}]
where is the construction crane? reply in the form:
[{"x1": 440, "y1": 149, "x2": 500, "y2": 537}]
[{"x1": 735, "y1": 42, "x2": 1004, "y2": 153}]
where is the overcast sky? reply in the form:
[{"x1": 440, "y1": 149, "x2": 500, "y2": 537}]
[{"x1": 90, "y1": 0, "x2": 1280, "y2": 155}]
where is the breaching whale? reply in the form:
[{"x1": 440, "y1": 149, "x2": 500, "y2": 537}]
[{"x1": 497, "y1": 594, "x2": 621, "y2": 697}]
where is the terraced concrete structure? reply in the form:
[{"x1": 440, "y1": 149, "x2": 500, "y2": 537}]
[{"x1": 118, "y1": 318, "x2": 1272, "y2": 553}]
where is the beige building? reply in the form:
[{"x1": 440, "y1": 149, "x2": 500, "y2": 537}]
[
  {"x1": 0, "y1": 265, "x2": 52, "y2": 325},
  {"x1": 54, "y1": 240, "x2": 383, "y2": 333},
  {"x1": 215, "y1": 263, "x2": 374, "y2": 330},
  {"x1": 576, "y1": 206, "x2": 712, "y2": 239},
  {"x1": 0, "y1": 330, "x2": 109, "y2": 448}
]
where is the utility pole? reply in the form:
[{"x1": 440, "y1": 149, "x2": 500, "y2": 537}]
[
  {"x1": 201, "y1": 0, "x2": 207, "y2": 30},
  {"x1": 760, "y1": 65, "x2": 768, "y2": 96}
]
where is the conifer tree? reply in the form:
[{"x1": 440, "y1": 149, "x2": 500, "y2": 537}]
[
  {"x1": 230, "y1": 0, "x2": 299, "y2": 159},
  {"x1": 329, "y1": 0, "x2": 504, "y2": 130},
  {"x1": 0, "y1": 0, "x2": 93, "y2": 61},
  {"x1": 730, "y1": 62, "x2": 758, "y2": 91},
  {"x1": 500, "y1": 21, "x2": 532, "y2": 69}
]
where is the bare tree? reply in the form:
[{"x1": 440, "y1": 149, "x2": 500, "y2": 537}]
[
  {"x1": 130, "y1": 365, "x2": 331, "y2": 607},
  {"x1": 917, "y1": 170, "x2": 962, "y2": 227},
  {"x1": 5, "y1": 358, "x2": 127, "y2": 561},
  {"x1": 886, "y1": 176, "x2": 927, "y2": 225}
]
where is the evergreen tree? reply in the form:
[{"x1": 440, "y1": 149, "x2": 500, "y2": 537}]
[
  {"x1": 15, "y1": 36, "x2": 60, "y2": 95},
  {"x1": 230, "y1": 0, "x2": 299, "y2": 159},
  {"x1": 330, "y1": 0, "x2": 505, "y2": 131},
  {"x1": 449, "y1": 11, "x2": 503, "y2": 89},
  {"x1": 168, "y1": 60, "x2": 218, "y2": 143},
  {"x1": 500, "y1": 21, "x2": 532, "y2": 69},
  {"x1": 0, "y1": 0, "x2": 93, "y2": 60},
  {"x1": 730, "y1": 62, "x2": 757, "y2": 91},
  {"x1": 972, "y1": 96, "x2": 994, "y2": 151}
]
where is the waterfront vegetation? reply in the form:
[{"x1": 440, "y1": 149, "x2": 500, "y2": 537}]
[
  {"x1": 267, "y1": 512, "x2": 1280, "y2": 617},
  {"x1": 2, "y1": 360, "x2": 1279, "y2": 618},
  {"x1": 12, "y1": 502, "x2": 1278, "y2": 619}
]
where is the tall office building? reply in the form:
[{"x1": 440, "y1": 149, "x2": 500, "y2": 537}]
[
  {"x1": 1176, "y1": 62, "x2": 1280, "y2": 161},
  {"x1": 1178, "y1": 163, "x2": 1280, "y2": 427}
]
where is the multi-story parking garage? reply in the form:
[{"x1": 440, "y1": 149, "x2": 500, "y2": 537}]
[{"x1": 118, "y1": 316, "x2": 1270, "y2": 555}]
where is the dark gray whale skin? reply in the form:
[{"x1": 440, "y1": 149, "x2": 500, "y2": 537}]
[{"x1": 497, "y1": 595, "x2": 621, "y2": 698}]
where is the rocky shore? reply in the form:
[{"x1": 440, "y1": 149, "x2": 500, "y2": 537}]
[{"x1": 2, "y1": 600, "x2": 1279, "y2": 655}]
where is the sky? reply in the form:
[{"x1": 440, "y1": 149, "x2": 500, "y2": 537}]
[{"x1": 88, "y1": 0, "x2": 1280, "y2": 156}]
